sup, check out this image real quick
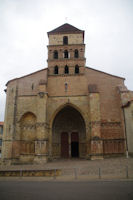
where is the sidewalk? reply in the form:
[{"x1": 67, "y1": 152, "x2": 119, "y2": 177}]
[{"x1": 0, "y1": 157, "x2": 133, "y2": 181}]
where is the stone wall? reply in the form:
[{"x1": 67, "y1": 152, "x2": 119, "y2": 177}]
[
  {"x1": 49, "y1": 33, "x2": 83, "y2": 45},
  {"x1": 125, "y1": 101, "x2": 133, "y2": 155},
  {"x1": 2, "y1": 66, "x2": 127, "y2": 163}
]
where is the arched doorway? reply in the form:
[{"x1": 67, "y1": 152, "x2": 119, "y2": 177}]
[{"x1": 52, "y1": 105, "x2": 86, "y2": 158}]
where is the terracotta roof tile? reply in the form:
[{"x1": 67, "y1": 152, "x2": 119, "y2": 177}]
[{"x1": 0, "y1": 122, "x2": 4, "y2": 126}]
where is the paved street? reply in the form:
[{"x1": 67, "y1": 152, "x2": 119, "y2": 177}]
[{"x1": 0, "y1": 180, "x2": 133, "y2": 200}]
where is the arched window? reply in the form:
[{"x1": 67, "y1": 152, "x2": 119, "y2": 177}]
[
  {"x1": 64, "y1": 65, "x2": 69, "y2": 74},
  {"x1": 53, "y1": 50, "x2": 58, "y2": 59},
  {"x1": 74, "y1": 49, "x2": 79, "y2": 58},
  {"x1": 75, "y1": 65, "x2": 79, "y2": 74},
  {"x1": 54, "y1": 65, "x2": 58, "y2": 74},
  {"x1": 63, "y1": 36, "x2": 68, "y2": 45},
  {"x1": 64, "y1": 50, "x2": 68, "y2": 58}
]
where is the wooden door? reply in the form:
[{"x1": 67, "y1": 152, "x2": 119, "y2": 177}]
[{"x1": 61, "y1": 132, "x2": 69, "y2": 158}]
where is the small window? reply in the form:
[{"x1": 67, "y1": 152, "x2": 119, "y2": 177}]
[
  {"x1": 65, "y1": 83, "x2": 68, "y2": 92},
  {"x1": 31, "y1": 83, "x2": 34, "y2": 90},
  {"x1": 74, "y1": 49, "x2": 79, "y2": 58},
  {"x1": 64, "y1": 65, "x2": 69, "y2": 74},
  {"x1": 64, "y1": 50, "x2": 68, "y2": 58},
  {"x1": 54, "y1": 66, "x2": 58, "y2": 74},
  {"x1": 0, "y1": 139, "x2": 2, "y2": 146},
  {"x1": 53, "y1": 50, "x2": 58, "y2": 59},
  {"x1": 63, "y1": 36, "x2": 68, "y2": 45},
  {"x1": 75, "y1": 65, "x2": 79, "y2": 74}
]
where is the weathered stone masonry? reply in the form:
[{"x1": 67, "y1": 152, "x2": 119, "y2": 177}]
[{"x1": 2, "y1": 23, "x2": 132, "y2": 164}]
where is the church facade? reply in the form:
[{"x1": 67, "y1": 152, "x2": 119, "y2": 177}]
[{"x1": 2, "y1": 23, "x2": 133, "y2": 164}]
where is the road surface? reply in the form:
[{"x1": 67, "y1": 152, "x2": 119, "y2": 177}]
[{"x1": 0, "y1": 180, "x2": 133, "y2": 200}]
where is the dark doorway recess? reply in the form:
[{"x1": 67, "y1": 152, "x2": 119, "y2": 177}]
[
  {"x1": 52, "y1": 105, "x2": 86, "y2": 158},
  {"x1": 71, "y1": 132, "x2": 79, "y2": 157},
  {"x1": 61, "y1": 132, "x2": 69, "y2": 158}
]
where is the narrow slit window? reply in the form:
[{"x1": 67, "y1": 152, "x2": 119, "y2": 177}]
[{"x1": 31, "y1": 83, "x2": 34, "y2": 90}]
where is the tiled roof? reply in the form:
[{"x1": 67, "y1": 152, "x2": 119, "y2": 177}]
[{"x1": 48, "y1": 23, "x2": 84, "y2": 35}]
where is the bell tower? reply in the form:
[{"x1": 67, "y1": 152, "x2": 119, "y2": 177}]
[{"x1": 47, "y1": 23, "x2": 86, "y2": 76}]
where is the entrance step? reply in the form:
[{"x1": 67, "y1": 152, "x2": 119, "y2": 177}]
[{"x1": 0, "y1": 169, "x2": 61, "y2": 177}]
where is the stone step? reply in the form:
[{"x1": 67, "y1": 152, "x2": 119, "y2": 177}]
[{"x1": 0, "y1": 169, "x2": 61, "y2": 177}]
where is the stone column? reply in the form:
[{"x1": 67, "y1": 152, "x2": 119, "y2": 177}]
[
  {"x1": 34, "y1": 80, "x2": 49, "y2": 164},
  {"x1": 88, "y1": 85, "x2": 103, "y2": 160}
]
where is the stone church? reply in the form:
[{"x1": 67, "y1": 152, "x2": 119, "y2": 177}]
[{"x1": 2, "y1": 23, "x2": 133, "y2": 164}]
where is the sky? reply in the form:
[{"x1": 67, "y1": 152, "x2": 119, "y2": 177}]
[{"x1": 0, "y1": 0, "x2": 133, "y2": 121}]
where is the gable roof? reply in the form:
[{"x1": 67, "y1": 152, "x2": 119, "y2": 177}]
[
  {"x1": 47, "y1": 23, "x2": 84, "y2": 36},
  {"x1": 6, "y1": 68, "x2": 48, "y2": 86},
  {"x1": 85, "y1": 66, "x2": 125, "y2": 80}
]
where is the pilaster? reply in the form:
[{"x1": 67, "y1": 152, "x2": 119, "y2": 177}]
[
  {"x1": 34, "y1": 80, "x2": 49, "y2": 164},
  {"x1": 89, "y1": 85, "x2": 103, "y2": 159}
]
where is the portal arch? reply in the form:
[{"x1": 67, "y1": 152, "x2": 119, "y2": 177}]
[{"x1": 51, "y1": 105, "x2": 87, "y2": 158}]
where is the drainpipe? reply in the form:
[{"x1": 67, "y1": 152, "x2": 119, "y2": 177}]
[{"x1": 122, "y1": 107, "x2": 129, "y2": 158}]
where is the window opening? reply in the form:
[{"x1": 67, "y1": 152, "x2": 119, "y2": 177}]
[
  {"x1": 74, "y1": 49, "x2": 79, "y2": 58},
  {"x1": 54, "y1": 66, "x2": 58, "y2": 74},
  {"x1": 31, "y1": 83, "x2": 34, "y2": 90},
  {"x1": 63, "y1": 36, "x2": 68, "y2": 45},
  {"x1": 64, "y1": 50, "x2": 68, "y2": 58},
  {"x1": 65, "y1": 82, "x2": 68, "y2": 92},
  {"x1": 53, "y1": 50, "x2": 58, "y2": 59},
  {"x1": 65, "y1": 65, "x2": 69, "y2": 74},
  {"x1": 75, "y1": 65, "x2": 79, "y2": 74}
]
